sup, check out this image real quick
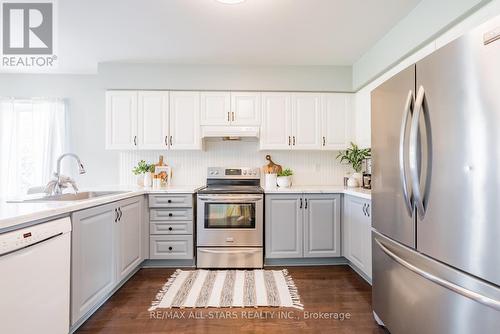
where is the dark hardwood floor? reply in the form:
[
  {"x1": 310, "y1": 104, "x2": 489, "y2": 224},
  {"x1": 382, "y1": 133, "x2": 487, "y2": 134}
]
[{"x1": 76, "y1": 266, "x2": 384, "y2": 334}]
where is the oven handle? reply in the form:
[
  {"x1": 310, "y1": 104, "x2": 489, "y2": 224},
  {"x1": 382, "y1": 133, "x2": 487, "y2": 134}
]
[
  {"x1": 199, "y1": 249, "x2": 262, "y2": 254},
  {"x1": 197, "y1": 196, "x2": 263, "y2": 202}
]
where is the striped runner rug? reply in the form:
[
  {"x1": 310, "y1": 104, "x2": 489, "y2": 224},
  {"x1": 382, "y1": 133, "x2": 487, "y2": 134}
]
[{"x1": 149, "y1": 269, "x2": 303, "y2": 310}]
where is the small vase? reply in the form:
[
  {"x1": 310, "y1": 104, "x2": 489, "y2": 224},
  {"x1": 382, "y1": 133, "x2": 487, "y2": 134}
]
[
  {"x1": 144, "y1": 172, "x2": 153, "y2": 188},
  {"x1": 277, "y1": 176, "x2": 292, "y2": 188},
  {"x1": 265, "y1": 173, "x2": 278, "y2": 189}
]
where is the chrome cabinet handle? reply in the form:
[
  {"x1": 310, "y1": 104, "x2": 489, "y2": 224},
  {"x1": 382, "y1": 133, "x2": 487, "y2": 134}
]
[
  {"x1": 227, "y1": 112, "x2": 230, "y2": 122},
  {"x1": 362, "y1": 203, "x2": 366, "y2": 216},
  {"x1": 375, "y1": 238, "x2": 500, "y2": 311},
  {"x1": 165, "y1": 136, "x2": 168, "y2": 146},
  {"x1": 400, "y1": 90, "x2": 414, "y2": 216},
  {"x1": 305, "y1": 198, "x2": 308, "y2": 209},
  {"x1": 168, "y1": 246, "x2": 173, "y2": 251},
  {"x1": 288, "y1": 136, "x2": 291, "y2": 146},
  {"x1": 118, "y1": 207, "x2": 122, "y2": 221},
  {"x1": 293, "y1": 136, "x2": 296, "y2": 146},
  {"x1": 232, "y1": 112, "x2": 235, "y2": 122},
  {"x1": 323, "y1": 136, "x2": 326, "y2": 146},
  {"x1": 300, "y1": 198, "x2": 303, "y2": 209},
  {"x1": 366, "y1": 204, "x2": 370, "y2": 217},
  {"x1": 169, "y1": 136, "x2": 173, "y2": 146},
  {"x1": 133, "y1": 136, "x2": 137, "y2": 146},
  {"x1": 409, "y1": 86, "x2": 426, "y2": 218},
  {"x1": 114, "y1": 208, "x2": 118, "y2": 222}
]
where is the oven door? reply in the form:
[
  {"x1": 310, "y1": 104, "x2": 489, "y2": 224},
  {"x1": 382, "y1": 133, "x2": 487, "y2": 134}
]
[{"x1": 197, "y1": 194, "x2": 263, "y2": 247}]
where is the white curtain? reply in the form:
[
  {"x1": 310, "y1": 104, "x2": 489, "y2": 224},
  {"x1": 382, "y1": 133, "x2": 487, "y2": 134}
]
[{"x1": 0, "y1": 98, "x2": 67, "y2": 199}]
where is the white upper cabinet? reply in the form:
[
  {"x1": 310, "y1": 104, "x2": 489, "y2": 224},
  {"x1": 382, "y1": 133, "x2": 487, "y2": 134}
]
[
  {"x1": 230, "y1": 92, "x2": 261, "y2": 126},
  {"x1": 321, "y1": 93, "x2": 351, "y2": 150},
  {"x1": 106, "y1": 91, "x2": 138, "y2": 150},
  {"x1": 200, "y1": 92, "x2": 231, "y2": 125},
  {"x1": 260, "y1": 93, "x2": 292, "y2": 150},
  {"x1": 292, "y1": 93, "x2": 322, "y2": 150},
  {"x1": 137, "y1": 91, "x2": 169, "y2": 149},
  {"x1": 169, "y1": 91, "x2": 201, "y2": 150},
  {"x1": 106, "y1": 90, "x2": 201, "y2": 151}
]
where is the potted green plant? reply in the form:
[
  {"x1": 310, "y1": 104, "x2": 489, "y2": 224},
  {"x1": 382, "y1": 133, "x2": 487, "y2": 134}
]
[
  {"x1": 277, "y1": 168, "x2": 293, "y2": 188},
  {"x1": 336, "y1": 142, "x2": 371, "y2": 187},
  {"x1": 132, "y1": 160, "x2": 155, "y2": 187}
]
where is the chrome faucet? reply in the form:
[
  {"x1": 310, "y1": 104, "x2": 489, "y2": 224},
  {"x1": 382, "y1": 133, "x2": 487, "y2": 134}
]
[{"x1": 45, "y1": 153, "x2": 86, "y2": 195}]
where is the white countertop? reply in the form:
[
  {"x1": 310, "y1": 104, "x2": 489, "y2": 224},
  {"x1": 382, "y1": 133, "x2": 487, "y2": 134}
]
[
  {"x1": 0, "y1": 185, "x2": 202, "y2": 233},
  {"x1": 0, "y1": 184, "x2": 369, "y2": 233},
  {"x1": 264, "y1": 185, "x2": 372, "y2": 199}
]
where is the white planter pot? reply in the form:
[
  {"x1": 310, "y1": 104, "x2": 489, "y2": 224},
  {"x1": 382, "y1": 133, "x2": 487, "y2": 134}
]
[
  {"x1": 277, "y1": 176, "x2": 292, "y2": 188},
  {"x1": 347, "y1": 177, "x2": 359, "y2": 188},
  {"x1": 352, "y1": 172, "x2": 363, "y2": 187},
  {"x1": 144, "y1": 172, "x2": 153, "y2": 188},
  {"x1": 136, "y1": 175, "x2": 144, "y2": 187}
]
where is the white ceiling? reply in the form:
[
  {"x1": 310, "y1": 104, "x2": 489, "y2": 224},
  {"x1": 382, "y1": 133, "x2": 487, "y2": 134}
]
[{"x1": 56, "y1": 0, "x2": 421, "y2": 73}]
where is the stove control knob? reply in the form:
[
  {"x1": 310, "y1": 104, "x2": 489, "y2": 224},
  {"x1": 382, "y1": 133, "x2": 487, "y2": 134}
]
[
  {"x1": 243, "y1": 170, "x2": 247, "y2": 175},
  {"x1": 214, "y1": 171, "x2": 219, "y2": 175}
]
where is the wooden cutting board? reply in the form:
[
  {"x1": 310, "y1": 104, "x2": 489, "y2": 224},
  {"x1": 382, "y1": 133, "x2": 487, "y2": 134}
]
[{"x1": 263, "y1": 155, "x2": 282, "y2": 174}]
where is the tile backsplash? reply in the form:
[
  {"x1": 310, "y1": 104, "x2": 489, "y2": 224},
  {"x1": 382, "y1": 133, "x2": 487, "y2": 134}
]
[{"x1": 119, "y1": 139, "x2": 349, "y2": 186}]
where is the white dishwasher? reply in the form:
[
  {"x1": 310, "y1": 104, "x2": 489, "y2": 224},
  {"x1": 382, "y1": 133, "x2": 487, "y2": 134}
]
[{"x1": 0, "y1": 217, "x2": 71, "y2": 334}]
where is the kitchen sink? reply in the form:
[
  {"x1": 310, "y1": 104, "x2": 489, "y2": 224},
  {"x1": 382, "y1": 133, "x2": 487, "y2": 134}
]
[{"x1": 9, "y1": 191, "x2": 130, "y2": 203}]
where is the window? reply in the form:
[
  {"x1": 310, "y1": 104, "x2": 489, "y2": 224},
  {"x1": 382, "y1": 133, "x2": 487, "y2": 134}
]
[{"x1": 0, "y1": 98, "x2": 67, "y2": 198}]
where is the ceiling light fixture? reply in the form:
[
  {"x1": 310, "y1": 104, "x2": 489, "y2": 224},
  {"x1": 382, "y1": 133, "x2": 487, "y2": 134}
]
[{"x1": 216, "y1": 0, "x2": 245, "y2": 4}]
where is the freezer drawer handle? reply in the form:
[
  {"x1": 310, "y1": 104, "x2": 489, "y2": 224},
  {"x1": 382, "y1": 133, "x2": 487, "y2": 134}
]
[
  {"x1": 375, "y1": 238, "x2": 500, "y2": 311},
  {"x1": 409, "y1": 86, "x2": 426, "y2": 218},
  {"x1": 399, "y1": 90, "x2": 414, "y2": 216}
]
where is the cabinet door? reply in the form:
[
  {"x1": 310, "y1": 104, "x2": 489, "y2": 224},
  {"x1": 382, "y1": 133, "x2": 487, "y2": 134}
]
[
  {"x1": 105, "y1": 91, "x2": 137, "y2": 150},
  {"x1": 265, "y1": 194, "x2": 302, "y2": 258},
  {"x1": 322, "y1": 93, "x2": 351, "y2": 150},
  {"x1": 71, "y1": 203, "x2": 115, "y2": 325},
  {"x1": 169, "y1": 91, "x2": 201, "y2": 150},
  {"x1": 260, "y1": 93, "x2": 292, "y2": 150},
  {"x1": 303, "y1": 194, "x2": 341, "y2": 257},
  {"x1": 137, "y1": 91, "x2": 169, "y2": 149},
  {"x1": 200, "y1": 92, "x2": 231, "y2": 125},
  {"x1": 344, "y1": 196, "x2": 372, "y2": 276},
  {"x1": 292, "y1": 93, "x2": 322, "y2": 150},
  {"x1": 116, "y1": 197, "x2": 143, "y2": 282},
  {"x1": 230, "y1": 92, "x2": 261, "y2": 126}
]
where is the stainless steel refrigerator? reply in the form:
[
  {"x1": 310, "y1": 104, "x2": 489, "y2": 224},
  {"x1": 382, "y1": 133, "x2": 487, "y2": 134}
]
[{"x1": 371, "y1": 15, "x2": 500, "y2": 334}]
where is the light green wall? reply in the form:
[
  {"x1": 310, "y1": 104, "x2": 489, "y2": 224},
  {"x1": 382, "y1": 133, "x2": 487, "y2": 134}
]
[{"x1": 352, "y1": 0, "x2": 493, "y2": 90}]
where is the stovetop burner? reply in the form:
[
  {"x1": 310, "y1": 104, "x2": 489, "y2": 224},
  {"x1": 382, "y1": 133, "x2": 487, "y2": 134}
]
[{"x1": 197, "y1": 167, "x2": 263, "y2": 194}]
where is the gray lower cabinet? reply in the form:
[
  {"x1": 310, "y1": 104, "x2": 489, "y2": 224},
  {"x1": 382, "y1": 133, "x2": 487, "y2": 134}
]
[
  {"x1": 149, "y1": 194, "x2": 194, "y2": 260},
  {"x1": 265, "y1": 195, "x2": 303, "y2": 258},
  {"x1": 304, "y1": 194, "x2": 341, "y2": 257},
  {"x1": 71, "y1": 196, "x2": 143, "y2": 326},
  {"x1": 265, "y1": 193, "x2": 341, "y2": 259},
  {"x1": 343, "y1": 195, "x2": 372, "y2": 278}
]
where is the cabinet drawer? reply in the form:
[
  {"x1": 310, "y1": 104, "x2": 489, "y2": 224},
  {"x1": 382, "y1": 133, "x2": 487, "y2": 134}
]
[
  {"x1": 150, "y1": 235, "x2": 194, "y2": 259},
  {"x1": 149, "y1": 194, "x2": 192, "y2": 208},
  {"x1": 150, "y1": 208, "x2": 192, "y2": 221},
  {"x1": 150, "y1": 221, "x2": 193, "y2": 235}
]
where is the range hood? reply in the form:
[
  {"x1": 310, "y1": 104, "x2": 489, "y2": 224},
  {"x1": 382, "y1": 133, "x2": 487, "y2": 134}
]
[{"x1": 201, "y1": 126, "x2": 260, "y2": 139}]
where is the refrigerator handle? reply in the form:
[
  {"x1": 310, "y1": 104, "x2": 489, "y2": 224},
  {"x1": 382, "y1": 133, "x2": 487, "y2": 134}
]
[
  {"x1": 375, "y1": 238, "x2": 500, "y2": 312},
  {"x1": 399, "y1": 90, "x2": 414, "y2": 216},
  {"x1": 409, "y1": 85, "x2": 426, "y2": 218}
]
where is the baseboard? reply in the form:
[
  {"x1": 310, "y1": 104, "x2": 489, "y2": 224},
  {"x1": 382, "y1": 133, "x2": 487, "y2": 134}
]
[
  {"x1": 141, "y1": 259, "x2": 196, "y2": 268},
  {"x1": 265, "y1": 257, "x2": 349, "y2": 266},
  {"x1": 347, "y1": 261, "x2": 372, "y2": 285}
]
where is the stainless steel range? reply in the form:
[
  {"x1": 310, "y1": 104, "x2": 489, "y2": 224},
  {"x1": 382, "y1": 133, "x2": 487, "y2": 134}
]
[{"x1": 196, "y1": 167, "x2": 263, "y2": 268}]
